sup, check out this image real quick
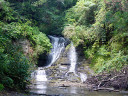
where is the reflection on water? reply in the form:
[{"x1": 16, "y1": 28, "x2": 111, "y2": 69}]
[
  {"x1": 30, "y1": 82, "x2": 47, "y2": 94},
  {"x1": 30, "y1": 82, "x2": 127, "y2": 96},
  {"x1": 70, "y1": 87, "x2": 77, "y2": 94}
]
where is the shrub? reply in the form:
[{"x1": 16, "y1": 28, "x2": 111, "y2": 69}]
[
  {"x1": 1, "y1": 77, "x2": 14, "y2": 89},
  {"x1": 0, "y1": 84, "x2": 4, "y2": 91}
]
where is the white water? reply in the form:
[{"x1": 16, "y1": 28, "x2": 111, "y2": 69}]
[
  {"x1": 30, "y1": 67, "x2": 47, "y2": 94},
  {"x1": 31, "y1": 67, "x2": 47, "y2": 82},
  {"x1": 31, "y1": 37, "x2": 87, "y2": 85},
  {"x1": 80, "y1": 73, "x2": 87, "y2": 83},
  {"x1": 68, "y1": 42, "x2": 77, "y2": 73},
  {"x1": 67, "y1": 42, "x2": 87, "y2": 82},
  {"x1": 35, "y1": 67, "x2": 47, "y2": 81},
  {"x1": 47, "y1": 36, "x2": 65, "y2": 67}
]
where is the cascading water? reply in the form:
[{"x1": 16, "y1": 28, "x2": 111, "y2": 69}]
[
  {"x1": 32, "y1": 36, "x2": 66, "y2": 82},
  {"x1": 46, "y1": 36, "x2": 66, "y2": 67},
  {"x1": 67, "y1": 42, "x2": 87, "y2": 82},
  {"x1": 68, "y1": 42, "x2": 77, "y2": 73},
  {"x1": 30, "y1": 36, "x2": 67, "y2": 94},
  {"x1": 80, "y1": 73, "x2": 87, "y2": 83},
  {"x1": 35, "y1": 67, "x2": 47, "y2": 81}
]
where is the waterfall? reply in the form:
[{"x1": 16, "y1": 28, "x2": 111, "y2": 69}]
[
  {"x1": 68, "y1": 42, "x2": 77, "y2": 73},
  {"x1": 80, "y1": 73, "x2": 87, "y2": 83},
  {"x1": 67, "y1": 43, "x2": 87, "y2": 82},
  {"x1": 35, "y1": 67, "x2": 47, "y2": 81},
  {"x1": 46, "y1": 36, "x2": 66, "y2": 67},
  {"x1": 31, "y1": 36, "x2": 66, "y2": 82}
]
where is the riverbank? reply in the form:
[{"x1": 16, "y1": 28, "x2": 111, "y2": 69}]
[
  {"x1": 86, "y1": 65, "x2": 128, "y2": 91},
  {"x1": 0, "y1": 90, "x2": 28, "y2": 96}
]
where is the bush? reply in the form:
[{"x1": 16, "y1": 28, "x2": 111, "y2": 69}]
[
  {"x1": 0, "y1": 44, "x2": 31, "y2": 89},
  {"x1": 0, "y1": 0, "x2": 15, "y2": 22},
  {"x1": 0, "y1": 84, "x2": 4, "y2": 91},
  {"x1": 1, "y1": 77, "x2": 14, "y2": 89}
]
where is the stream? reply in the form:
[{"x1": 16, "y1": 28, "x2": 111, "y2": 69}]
[{"x1": 30, "y1": 36, "x2": 127, "y2": 96}]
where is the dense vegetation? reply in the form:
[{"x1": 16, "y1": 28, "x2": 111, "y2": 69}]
[
  {"x1": 7, "y1": 0, "x2": 77, "y2": 35},
  {"x1": 0, "y1": 0, "x2": 51, "y2": 90},
  {"x1": 63, "y1": 0, "x2": 128, "y2": 73},
  {"x1": 0, "y1": 0, "x2": 128, "y2": 91}
]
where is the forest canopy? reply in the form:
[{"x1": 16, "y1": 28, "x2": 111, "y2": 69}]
[{"x1": 63, "y1": 0, "x2": 128, "y2": 73}]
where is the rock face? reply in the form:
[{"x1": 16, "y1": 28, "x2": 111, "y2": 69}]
[
  {"x1": 42, "y1": 36, "x2": 94, "y2": 83},
  {"x1": 18, "y1": 39, "x2": 33, "y2": 56},
  {"x1": 45, "y1": 45, "x2": 94, "y2": 83},
  {"x1": 45, "y1": 47, "x2": 80, "y2": 82}
]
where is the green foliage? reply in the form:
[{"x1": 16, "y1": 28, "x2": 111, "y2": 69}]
[
  {"x1": 63, "y1": 0, "x2": 97, "y2": 46},
  {"x1": 63, "y1": 0, "x2": 128, "y2": 73},
  {"x1": 0, "y1": 43, "x2": 31, "y2": 89},
  {"x1": 0, "y1": 21, "x2": 51, "y2": 52},
  {"x1": 93, "y1": 51, "x2": 128, "y2": 73},
  {"x1": 0, "y1": 0, "x2": 52, "y2": 90},
  {"x1": 7, "y1": 0, "x2": 77, "y2": 35},
  {"x1": 0, "y1": 84, "x2": 4, "y2": 91},
  {"x1": 64, "y1": 0, "x2": 77, "y2": 8},
  {"x1": 0, "y1": 0, "x2": 15, "y2": 22},
  {"x1": 65, "y1": 0, "x2": 96, "y2": 25},
  {"x1": 32, "y1": 0, "x2": 47, "y2": 6},
  {"x1": 7, "y1": 51, "x2": 30, "y2": 89},
  {"x1": 1, "y1": 77, "x2": 14, "y2": 89}
]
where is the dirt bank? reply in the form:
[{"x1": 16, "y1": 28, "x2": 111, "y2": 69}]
[{"x1": 86, "y1": 66, "x2": 128, "y2": 91}]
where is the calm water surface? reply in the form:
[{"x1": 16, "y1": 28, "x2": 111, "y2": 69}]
[{"x1": 30, "y1": 81, "x2": 128, "y2": 96}]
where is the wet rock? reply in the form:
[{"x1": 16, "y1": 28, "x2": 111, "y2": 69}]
[
  {"x1": 45, "y1": 41, "x2": 94, "y2": 84},
  {"x1": 60, "y1": 63, "x2": 70, "y2": 66},
  {"x1": 59, "y1": 66, "x2": 68, "y2": 70},
  {"x1": 65, "y1": 72, "x2": 81, "y2": 82},
  {"x1": 46, "y1": 69, "x2": 54, "y2": 76},
  {"x1": 59, "y1": 84, "x2": 70, "y2": 88}
]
